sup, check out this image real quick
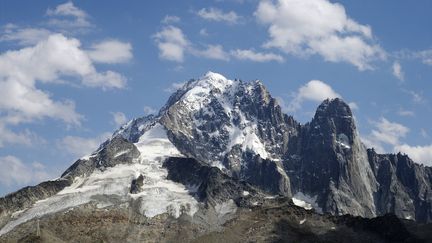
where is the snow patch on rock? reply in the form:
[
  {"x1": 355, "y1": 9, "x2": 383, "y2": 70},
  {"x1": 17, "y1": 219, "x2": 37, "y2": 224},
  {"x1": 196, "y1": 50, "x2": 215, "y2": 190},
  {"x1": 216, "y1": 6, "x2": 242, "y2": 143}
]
[{"x1": 292, "y1": 192, "x2": 322, "y2": 213}]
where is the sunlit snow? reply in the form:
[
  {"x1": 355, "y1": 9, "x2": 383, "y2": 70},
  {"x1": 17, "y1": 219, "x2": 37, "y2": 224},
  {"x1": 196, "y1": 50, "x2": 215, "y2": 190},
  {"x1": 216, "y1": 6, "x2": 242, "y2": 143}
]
[
  {"x1": 0, "y1": 123, "x2": 198, "y2": 236},
  {"x1": 292, "y1": 192, "x2": 322, "y2": 213}
]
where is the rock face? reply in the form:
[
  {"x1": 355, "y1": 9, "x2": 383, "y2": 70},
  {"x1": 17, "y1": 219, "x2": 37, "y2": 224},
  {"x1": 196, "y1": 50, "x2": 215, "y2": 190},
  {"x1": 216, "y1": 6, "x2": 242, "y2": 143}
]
[
  {"x1": 164, "y1": 157, "x2": 259, "y2": 207},
  {"x1": 286, "y1": 99, "x2": 377, "y2": 217},
  {"x1": 157, "y1": 72, "x2": 432, "y2": 221},
  {"x1": 1, "y1": 71, "x2": 432, "y2": 240},
  {"x1": 159, "y1": 73, "x2": 295, "y2": 197},
  {"x1": 61, "y1": 136, "x2": 141, "y2": 180},
  {"x1": 368, "y1": 150, "x2": 432, "y2": 222},
  {"x1": 0, "y1": 180, "x2": 71, "y2": 227}
]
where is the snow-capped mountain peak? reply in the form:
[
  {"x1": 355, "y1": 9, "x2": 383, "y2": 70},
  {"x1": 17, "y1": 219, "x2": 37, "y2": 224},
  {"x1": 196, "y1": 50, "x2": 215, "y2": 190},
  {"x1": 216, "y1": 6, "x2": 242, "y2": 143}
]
[{"x1": 1, "y1": 72, "x2": 432, "y2": 239}]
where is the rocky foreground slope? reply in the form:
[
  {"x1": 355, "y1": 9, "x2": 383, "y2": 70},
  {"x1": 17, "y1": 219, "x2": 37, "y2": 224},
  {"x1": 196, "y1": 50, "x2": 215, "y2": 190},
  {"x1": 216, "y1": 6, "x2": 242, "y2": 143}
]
[{"x1": 1, "y1": 72, "x2": 432, "y2": 242}]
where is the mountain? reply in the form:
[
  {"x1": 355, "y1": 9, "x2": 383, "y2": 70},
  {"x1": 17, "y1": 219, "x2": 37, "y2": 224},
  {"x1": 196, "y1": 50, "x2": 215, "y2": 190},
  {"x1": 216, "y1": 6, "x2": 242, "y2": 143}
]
[{"x1": 1, "y1": 72, "x2": 431, "y2": 242}]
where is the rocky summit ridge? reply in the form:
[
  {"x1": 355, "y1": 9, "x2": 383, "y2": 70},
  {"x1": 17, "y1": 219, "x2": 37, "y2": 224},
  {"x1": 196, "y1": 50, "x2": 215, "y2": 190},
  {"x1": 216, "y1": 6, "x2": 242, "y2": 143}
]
[{"x1": 1, "y1": 71, "x2": 432, "y2": 242}]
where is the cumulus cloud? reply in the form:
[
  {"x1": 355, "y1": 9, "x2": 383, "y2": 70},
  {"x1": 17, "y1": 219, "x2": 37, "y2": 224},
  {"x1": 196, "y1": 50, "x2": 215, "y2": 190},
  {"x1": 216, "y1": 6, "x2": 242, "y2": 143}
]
[
  {"x1": 153, "y1": 24, "x2": 286, "y2": 63},
  {"x1": 191, "y1": 45, "x2": 230, "y2": 61},
  {"x1": 394, "y1": 144, "x2": 432, "y2": 166},
  {"x1": 370, "y1": 118, "x2": 409, "y2": 146},
  {"x1": 197, "y1": 8, "x2": 241, "y2": 24},
  {"x1": 87, "y1": 40, "x2": 133, "y2": 64},
  {"x1": 362, "y1": 118, "x2": 432, "y2": 165},
  {"x1": 392, "y1": 61, "x2": 404, "y2": 81},
  {"x1": 255, "y1": 0, "x2": 385, "y2": 70},
  {"x1": 0, "y1": 33, "x2": 129, "y2": 148},
  {"x1": 287, "y1": 80, "x2": 341, "y2": 112},
  {"x1": 153, "y1": 26, "x2": 230, "y2": 62},
  {"x1": 231, "y1": 49, "x2": 284, "y2": 62},
  {"x1": 0, "y1": 156, "x2": 51, "y2": 187},
  {"x1": 153, "y1": 25, "x2": 189, "y2": 62},
  {"x1": 0, "y1": 25, "x2": 52, "y2": 46},
  {"x1": 362, "y1": 118, "x2": 410, "y2": 153},
  {"x1": 46, "y1": 1, "x2": 92, "y2": 29},
  {"x1": 0, "y1": 34, "x2": 126, "y2": 123},
  {"x1": 58, "y1": 132, "x2": 112, "y2": 158},
  {"x1": 111, "y1": 112, "x2": 127, "y2": 127}
]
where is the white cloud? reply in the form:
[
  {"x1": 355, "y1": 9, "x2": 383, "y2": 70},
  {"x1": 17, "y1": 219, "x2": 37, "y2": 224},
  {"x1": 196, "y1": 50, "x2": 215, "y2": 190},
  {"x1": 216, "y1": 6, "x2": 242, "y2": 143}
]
[
  {"x1": 394, "y1": 144, "x2": 432, "y2": 166},
  {"x1": 255, "y1": 0, "x2": 385, "y2": 70},
  {"x1": 87, "y1": 40, "x2": 133, "y2": 64},
  {"x1": 397, "y1": 108, "x2": 414, "y2": 117},
  {"x1": 59, "y1": 132, "x2": 112, "y2": 158},
  {"x1": 0, "y1": 156, "x2": 51, "y2": 187},
  {"x1": 362, "y1": 117, "x2": 409, "y2": 152},
  {"x1": 361, "y1": 136, "x2": 385, "y2": 154},
  {"x1": 231, "y1": 49, "x2": 284, "y2": 62},
  {"x1": 111, "y1": 112, "x2": 127, "y2": 127},
  {"x1": 0, "y1": 123, "x2": 34, "y2": 147},
  {"x1": 0, "y1": 33, "x2": 129, "y2": 144},
  {"x1": 348, "y1": 102, "x2": 359, "y2": 110},
  {"x1": 418, "y1": 49, "x2": 432, "y2": 66},
  {"x1": 363, "y1": 118, "x2": 432, "y2": 165},
  {"x1": 153, "y1": 26, "x2": 230, "y2": 62},
  {"x1": 144, "y1": 106, "x2": 157, "y2": 115},
  {"x1": 162, "y1": 15, "x2": 181, "y2": 24},
  {"x1": 164, "y1": 82, "x2": 185, "y2": 93},
  {"x1": 392, "y1": 61, "x2": 404, "y2": 81},
  {"x1": 153, "y1": 26, "x2": 189, "y2": 62},
  {"x1": 83, "y1": 71, "x2": 126, "y2": 89},
  {"x1": 0, "y1": 26, "x2": 51, "y2": 46},
  {"x1": 287, "y1": 80, "x2": 341, "y2": 112},
  {"x1": 192, "y1": 45, "x2": 230, "y2": 61},
  {"x1": 403, "y1": 90, "x2": 425, "y2": 104},
  {"x1": 370, "y1": 118, "x2": 409, "y2": 146},
  {"x1": 197, "y1": 8, "x2": 241, "y2": 24},
  {"x1": 46, "y1": 1, "x2": 91, "y2": 29},
  {"x1": 396, "y1": 49, "x2": 432, "y2": 66}
]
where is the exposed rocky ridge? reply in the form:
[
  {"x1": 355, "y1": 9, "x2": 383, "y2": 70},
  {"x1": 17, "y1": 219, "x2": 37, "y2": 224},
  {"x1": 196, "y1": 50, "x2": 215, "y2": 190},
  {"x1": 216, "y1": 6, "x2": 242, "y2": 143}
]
[
  {"x1": 159, "y1": 73, "x2": 296, "y2": 197},
  {"x1": 368, "y1": 150, "x2": 432, "y2": 222},
  {"x1": 164, "y1": 157, "x2": 261, "y2": 207},
  {"x1": 156, "y1": 72, "x2": 432, "y2": 222},
  {"x1": 0, "y1": 179, "x2": 70, "y2": 229},
  {"x1": 286, "y1": 99, "x2": 378, "y2": 217},
  {"x1": 61, "y1": 136, "x2": 141, "y2": 180},
  {"x1": 1, "y1": 71, "x2": 432, "y2": 240},
  {"x1": 2, "y1": 195, "x2": 431, "y2": 243}
]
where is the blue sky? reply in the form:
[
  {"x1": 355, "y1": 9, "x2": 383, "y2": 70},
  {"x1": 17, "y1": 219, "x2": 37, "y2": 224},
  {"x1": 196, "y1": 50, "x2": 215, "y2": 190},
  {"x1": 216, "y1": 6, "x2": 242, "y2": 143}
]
[{"x1": 0, "y1": 0, "x2": 431, "y2": 195}]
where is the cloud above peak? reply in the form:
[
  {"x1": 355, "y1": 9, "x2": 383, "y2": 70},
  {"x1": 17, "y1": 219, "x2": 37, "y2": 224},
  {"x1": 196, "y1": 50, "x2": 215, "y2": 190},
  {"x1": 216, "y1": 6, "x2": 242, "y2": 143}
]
[
  {"x1": 287, "y1": 80, "x2": 341, "y2": 112},
  {"x1": 255, "y1": 0, "x2": 386, "y2": 70},
  {"x1": 153, "y1": 25, "x2": 189, "y2": 62}
]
